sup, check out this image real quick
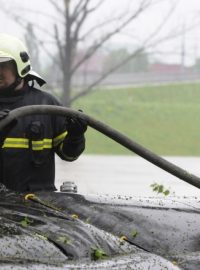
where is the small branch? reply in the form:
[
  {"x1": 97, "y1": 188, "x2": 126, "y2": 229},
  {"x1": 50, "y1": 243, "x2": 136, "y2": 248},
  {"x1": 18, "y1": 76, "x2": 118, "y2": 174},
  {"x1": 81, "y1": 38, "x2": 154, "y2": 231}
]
[
  {"x1": 86, "y1": 0, "x2": 105, "y2": 14},
  {"x1": 142, "y1": 0, "x2": 178, "y2": 46},
  {"x1": 49, "y1": 0, "x2": 64, "y2": 15},
  {"x1": 10, "y1": 6, "x2": 65, "y2": 24},
  {"x1": 70, "y1": 0, "x2": 86, "y2": 24},
  {"x1": 71, "y1": 0, "x2": 106, "y2": 44},
  {"x1": 3, "y1": 9, "x2": 56, "y2": 39},
  {"x1": 54, "y1": 24, "x2": 65, "y2": 71},
  {"x1": 38, "y1": 41, "x2": 60, "y2": 65},
  {"x1": 72, "y1": 0, "x2": 90, "y2": 44},
  {"x1": 70, "y1": 48, "x2": 144, "y2": 103},
  {"x1": 71, "y1": 0, "x2": 152, "y2": 74},
  {"x1": 80, "y1": 14, "x2": 126, "y2": 42}
]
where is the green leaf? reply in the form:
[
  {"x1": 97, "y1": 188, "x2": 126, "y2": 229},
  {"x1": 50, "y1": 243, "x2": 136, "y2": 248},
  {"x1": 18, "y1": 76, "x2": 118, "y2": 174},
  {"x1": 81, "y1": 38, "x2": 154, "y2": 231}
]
[
  {"x1": 153, "y1": 186, "x2": 159, "y2": 191},
  {"x1": 131, "y1": 229, "x2": 138, "y2": 238},
  {"x1": 20, "y1": 220, "x2": 28, "y2": 227},
  {"x1": 151, "y1": 182, "x2": 171, "y2": 196},
  {"x1": 164, "y1": 190, "x2": 170, "y2": 196},
  {"x1": 91, "y1": 248, "x2": 108, "y2": 260},
  {"x1": 85, "y1": 217, "x2": 91, "y2": 223},
  {"x1": 158, "y1": 185, "x2": 164, "y2": 193},
  {"x1": 20, "y1": 216, "x2": 33, "y2": 227},
  {"x1": 57, "y1": 235, "x2": 71, "y2": 245}
]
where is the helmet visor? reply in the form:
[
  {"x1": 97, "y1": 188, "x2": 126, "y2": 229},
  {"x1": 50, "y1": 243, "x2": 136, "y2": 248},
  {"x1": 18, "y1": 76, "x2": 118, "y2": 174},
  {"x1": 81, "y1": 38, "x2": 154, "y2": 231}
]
[{"x1": 0, "y1": 57, "x2": 12, "y2": 63}]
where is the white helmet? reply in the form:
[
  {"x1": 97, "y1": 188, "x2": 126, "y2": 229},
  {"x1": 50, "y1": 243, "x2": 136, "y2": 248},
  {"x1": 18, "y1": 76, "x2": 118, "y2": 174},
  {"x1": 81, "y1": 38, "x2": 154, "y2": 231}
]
[{"x1": 0, "y1": 34, "x2": 46, "y2": 86}]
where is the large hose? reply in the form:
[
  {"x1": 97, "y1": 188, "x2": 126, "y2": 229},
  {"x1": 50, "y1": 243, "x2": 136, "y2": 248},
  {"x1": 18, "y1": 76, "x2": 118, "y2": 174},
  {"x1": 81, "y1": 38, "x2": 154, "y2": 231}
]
[{"x1": 0, "y1": 105, "x2": 199, "y2": 190}]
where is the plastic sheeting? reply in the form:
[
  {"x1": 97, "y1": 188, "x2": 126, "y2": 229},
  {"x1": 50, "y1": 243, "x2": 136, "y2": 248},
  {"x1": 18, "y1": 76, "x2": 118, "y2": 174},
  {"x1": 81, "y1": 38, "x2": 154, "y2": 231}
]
[{"x1": 0, "y1": 189, "x2": 195, "y2": 269}]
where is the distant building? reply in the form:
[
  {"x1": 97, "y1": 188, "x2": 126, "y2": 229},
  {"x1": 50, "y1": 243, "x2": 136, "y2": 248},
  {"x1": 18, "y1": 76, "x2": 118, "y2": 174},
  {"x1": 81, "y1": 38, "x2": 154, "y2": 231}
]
[
  {"x1": 150, "y1": 63, "x2": 185, "y2": 73},
  {"x1": 74, "y1": 50, "x2": 106, "y2": 74}
]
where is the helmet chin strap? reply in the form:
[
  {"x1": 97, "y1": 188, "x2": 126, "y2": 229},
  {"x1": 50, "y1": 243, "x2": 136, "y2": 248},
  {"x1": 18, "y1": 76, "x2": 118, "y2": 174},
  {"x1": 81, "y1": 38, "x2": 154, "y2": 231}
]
[{"x1": 0, "y1": 77, "x2": 22, "y2": 95}]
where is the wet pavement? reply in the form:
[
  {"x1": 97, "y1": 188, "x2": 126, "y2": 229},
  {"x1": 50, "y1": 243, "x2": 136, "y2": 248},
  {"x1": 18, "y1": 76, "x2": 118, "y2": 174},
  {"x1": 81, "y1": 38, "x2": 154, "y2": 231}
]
[{"x1": 55, "y1": 155, "x2": 200, "y2": 197}]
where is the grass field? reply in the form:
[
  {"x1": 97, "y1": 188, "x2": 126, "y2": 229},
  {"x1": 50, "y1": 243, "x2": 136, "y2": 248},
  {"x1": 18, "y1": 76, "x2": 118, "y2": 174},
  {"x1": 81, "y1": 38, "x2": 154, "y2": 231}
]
[{"x1": 74, "y1": 82, "x2": 200, "y2": 156}]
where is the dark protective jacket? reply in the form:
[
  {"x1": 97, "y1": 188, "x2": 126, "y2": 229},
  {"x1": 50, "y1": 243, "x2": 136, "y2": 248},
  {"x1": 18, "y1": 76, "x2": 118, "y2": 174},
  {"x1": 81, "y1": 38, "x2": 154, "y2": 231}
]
[{"x1": 0, "y1": 84, "x2": 85, "y2": 192}]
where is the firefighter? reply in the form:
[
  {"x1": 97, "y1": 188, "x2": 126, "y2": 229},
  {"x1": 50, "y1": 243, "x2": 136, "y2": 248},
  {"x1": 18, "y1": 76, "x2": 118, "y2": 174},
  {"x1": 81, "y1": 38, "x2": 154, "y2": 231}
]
[{"x1": 0, "y1": 34, "x2": 87, "y2": 192}]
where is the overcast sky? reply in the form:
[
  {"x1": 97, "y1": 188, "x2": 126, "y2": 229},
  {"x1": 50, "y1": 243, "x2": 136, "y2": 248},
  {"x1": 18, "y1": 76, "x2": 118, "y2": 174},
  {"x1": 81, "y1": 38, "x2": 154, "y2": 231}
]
[{"x1": 0, "y1": 0, "x2": 200, "y2": 65}]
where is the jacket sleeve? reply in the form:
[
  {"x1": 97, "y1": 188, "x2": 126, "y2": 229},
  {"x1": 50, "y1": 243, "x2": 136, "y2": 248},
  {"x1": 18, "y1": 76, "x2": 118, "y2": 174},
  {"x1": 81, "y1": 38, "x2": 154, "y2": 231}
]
[{"x1": 55, "y1": 133, "x2": 85, "y2": 161}]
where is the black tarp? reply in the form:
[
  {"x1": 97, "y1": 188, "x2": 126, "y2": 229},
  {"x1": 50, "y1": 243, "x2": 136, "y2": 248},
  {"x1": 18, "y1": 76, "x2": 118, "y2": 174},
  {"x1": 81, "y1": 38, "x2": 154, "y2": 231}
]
[
  {"x1": 0, "y1": 189, "x2": 195, "y2": 269},
  {"x1": 37, "y1": 192, "x2": 200, "y2": 270}
]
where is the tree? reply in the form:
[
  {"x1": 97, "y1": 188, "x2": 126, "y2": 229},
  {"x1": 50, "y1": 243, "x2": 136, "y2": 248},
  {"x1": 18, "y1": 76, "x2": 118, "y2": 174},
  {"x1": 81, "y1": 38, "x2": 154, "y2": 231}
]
[{"x1": 0, "y1": 0, "x2": 180, "y2": 106}]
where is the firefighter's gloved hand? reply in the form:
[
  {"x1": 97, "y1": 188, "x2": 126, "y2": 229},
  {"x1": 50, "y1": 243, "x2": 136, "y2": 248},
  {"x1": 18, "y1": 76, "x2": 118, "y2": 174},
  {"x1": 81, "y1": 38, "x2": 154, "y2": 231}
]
[
  {"x1": 66, "y1": 110, "x2": 87, "y2": 137},
  {"x1": 62, "y1": 111, "x2": 86, "y2": 157},
  {"x1": 0, "y1": 109, "x2": 10, "y2": 120}
]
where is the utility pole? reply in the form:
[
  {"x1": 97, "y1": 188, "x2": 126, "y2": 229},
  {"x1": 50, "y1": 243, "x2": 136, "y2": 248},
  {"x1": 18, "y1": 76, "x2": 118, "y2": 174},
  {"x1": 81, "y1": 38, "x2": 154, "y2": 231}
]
[
  {"x1": 180, "y1": 23, "x2": 185, "y2": 73},
  {"x1": 193, "y1": 39, "x2": 198, "y2": 72}
]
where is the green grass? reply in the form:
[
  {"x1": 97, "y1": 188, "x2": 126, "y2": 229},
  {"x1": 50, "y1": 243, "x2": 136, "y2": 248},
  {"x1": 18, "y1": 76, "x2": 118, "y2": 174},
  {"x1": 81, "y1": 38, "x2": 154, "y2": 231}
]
[{"x1": 73, "y1": 82, "x2": 200, "y2": 156}]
